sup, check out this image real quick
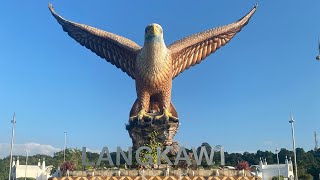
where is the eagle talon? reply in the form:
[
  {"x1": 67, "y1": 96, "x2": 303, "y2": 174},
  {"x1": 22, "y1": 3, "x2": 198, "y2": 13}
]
[
  {"x1": 169, "y1": 116, "x2": 179, "y2": 122},
  {"x1": 155, "y1": 108, "x2": 176, "y2": 121},
  {"x1": 130, "y1": 109, "x2": 152, "y2": 121}
]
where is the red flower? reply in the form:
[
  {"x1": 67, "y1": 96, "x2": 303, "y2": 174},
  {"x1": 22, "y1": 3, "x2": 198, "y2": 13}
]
[
  {"x1": 236, "y1": 161, "x2": 250, "y2": 171},
  {"x1": 60, "y1": 161, "x2": 75, "y2": 171}
]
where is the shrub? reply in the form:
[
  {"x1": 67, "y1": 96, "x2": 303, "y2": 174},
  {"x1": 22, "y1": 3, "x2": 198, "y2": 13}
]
[
  {"x1": 60, "y1": 161, "x2": 75, "y2": 171},
  {"x1": 236, "y1": 161, "x2": 250, "y2": 171},
  {"x1": 271, "y1": 176, "x2": 285, "y2": 180},
  {"x1": 298, "y1": 173, "x2": 313, "y2": 180}
]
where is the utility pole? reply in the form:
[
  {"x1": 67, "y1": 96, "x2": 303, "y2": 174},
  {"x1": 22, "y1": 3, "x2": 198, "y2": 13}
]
[
  {"x1": 64, "y1": 131, "x2": 67, "y2": 162},
  {"x1": 289, "y1": 113, "x2": 298, "y2": 180},
  {"x1": 8, "y1": 113, "x2": 16, "y2": 180}
]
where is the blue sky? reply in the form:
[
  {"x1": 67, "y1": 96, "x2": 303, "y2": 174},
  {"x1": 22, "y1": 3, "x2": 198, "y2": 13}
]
[{"x1": 1, "y1": 0, "x2": 320, "y2": 157}]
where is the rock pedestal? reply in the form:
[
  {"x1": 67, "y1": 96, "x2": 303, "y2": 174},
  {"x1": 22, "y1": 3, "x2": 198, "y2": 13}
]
[{"x1": 126, "y1": 112, "x2": 179, "y2": 150}]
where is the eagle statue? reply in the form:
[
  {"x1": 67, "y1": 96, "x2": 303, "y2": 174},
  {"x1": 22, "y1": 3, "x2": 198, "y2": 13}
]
[{"x1": 49, "y1": 4, "x2": 257, "y2": 122}]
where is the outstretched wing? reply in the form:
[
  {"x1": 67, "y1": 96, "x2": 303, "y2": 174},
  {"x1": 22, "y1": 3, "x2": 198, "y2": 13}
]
[
  {"x1": 169, "y1": 5, "x2": 257, "y2": 79},
  {"x1": 49, "y1": 3, "x2": 141, "y2": 79}
]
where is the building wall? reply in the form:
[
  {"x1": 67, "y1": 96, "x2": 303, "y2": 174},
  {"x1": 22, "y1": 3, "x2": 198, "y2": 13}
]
[
  {"x1": 253, "y1": 157, "x2": 294, "y2": 180},
  {"x1": 15, "y1": 166, "x2": 43, "y2": 179},
  {"x1": 12, "y1": 158, "x2": 52, "y2": 180}
]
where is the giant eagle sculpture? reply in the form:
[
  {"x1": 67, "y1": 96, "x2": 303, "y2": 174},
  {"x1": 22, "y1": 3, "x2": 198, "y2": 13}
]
[{"x1": 49, "y1": 4, "x2": 257, "y2": 122}]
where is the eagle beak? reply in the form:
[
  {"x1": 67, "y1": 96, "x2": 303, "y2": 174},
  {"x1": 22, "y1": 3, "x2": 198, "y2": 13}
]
[
  {"x1": 150, "y1": 25, "x2": 160, "y2": 36},
  {"x1": 151, "y1": 25, "x2": 157, "y2": 34}
]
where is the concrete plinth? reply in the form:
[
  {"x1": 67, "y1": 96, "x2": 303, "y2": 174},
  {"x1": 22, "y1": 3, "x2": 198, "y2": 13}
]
[
  {"x1": 126, "y1": 112, "x2": 179, "y2": 150},
  {"x1": 49, "y1": 176, "x2": 261, "y2": 180}
]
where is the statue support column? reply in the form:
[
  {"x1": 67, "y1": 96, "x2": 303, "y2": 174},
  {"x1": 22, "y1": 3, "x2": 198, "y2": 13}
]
[{"x1": 126, "y1": 113, "x2": 179, "y2": 150}]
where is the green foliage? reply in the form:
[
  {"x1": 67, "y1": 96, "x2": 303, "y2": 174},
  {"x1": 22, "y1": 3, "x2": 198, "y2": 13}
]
[
  {"x1": 298, "y1": 173, "x2": 313, "y2": 180},
  {"x1": 139, "y1": 131, "x2": 163, "y2": 165},
  {"x1": 0, "y1": 157, "x2": 9, "y2": 180},
  {"x1": 271, "y1": 175, "x2": 285, "y2": 180},
  {"x1": 52, "y1": 148, "x2": 82, "y2": 171},
  {"x1": 196, "y1": 142, "x2": 212, "y2": 167},
  {"x1": 17, "y1": 178, "x2": 36, "y2": 180}
]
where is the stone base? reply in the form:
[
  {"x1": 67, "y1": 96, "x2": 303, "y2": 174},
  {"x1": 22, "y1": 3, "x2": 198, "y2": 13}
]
[
  {"x1": 50, "y1": 169, "x2": 259, "y2": 178},
  {"x1": 49, "y1": 176, "x2": 260, "y2": 180},
  {"x1": 126, "y1": 112, "x2": 179, "y2": 150}
]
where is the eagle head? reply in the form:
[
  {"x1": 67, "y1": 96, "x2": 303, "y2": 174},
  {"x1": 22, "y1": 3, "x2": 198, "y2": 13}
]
[{"x1": 144, "y1": 23, "x2": 163, "y2": 43}]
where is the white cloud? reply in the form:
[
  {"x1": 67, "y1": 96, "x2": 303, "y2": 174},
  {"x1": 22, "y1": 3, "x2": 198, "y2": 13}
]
[
  {"x1": 85, "y1": 148, "x2": 101, "y2": 154},
  {"x1": 0, "y1": 143, "x2": 61, "y2": 158}
]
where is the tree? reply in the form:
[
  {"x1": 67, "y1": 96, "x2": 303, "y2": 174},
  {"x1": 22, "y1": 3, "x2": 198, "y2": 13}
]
[
  {"x1": 298, "y1": 173, "x2": 313, "y2": 180},
  {"x1": 196, "y1": 142, "x2": 212, "y2": 168},
  {"x1": 53, "y1": 148, "x2": 82, "y2": 170},
  {"x1": 0, "y1": 157, "x2": 10, "y2": 180},
  {"x1": 278, "y1": 148, "x2": 293, "y2": 163},
  {"x1": 242, "y1": 151, "x2": 257, "y2": 165},
  {"x1": 225, "y1": 152, "x2": 243, "y2": 166},
  {"x1": 256, "y1": 150, "x2": 275, "y2": 164}
]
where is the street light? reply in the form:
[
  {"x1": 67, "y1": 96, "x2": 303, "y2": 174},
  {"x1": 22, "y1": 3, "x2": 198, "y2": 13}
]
[
  {"x1": 25, "y1": 150, "x2": 28, "y2": 180},
  {"x1": 289, "y1": 113, "x2": 298, "y2": 180},
  {"x1": 8, "y1": 113, "x2": 16, "y2": 180},
  {"x1": 275, "y1": 148, "x2": 280, "y2": 180},
  {"x1": 64, "y1": 132, "x2": 67, "y2": 162}
]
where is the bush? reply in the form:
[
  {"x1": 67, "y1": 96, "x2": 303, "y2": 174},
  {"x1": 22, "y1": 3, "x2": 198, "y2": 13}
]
[
  {"x1": 298, "y1": 173, "x2": 313, "y2": 180},
  {"x1": 236, "y1": 161, "x2": 250, "y2": 171},
  {"x1": 271, "y1": 176, "x2": 284, "y2": 180},
  {"x1": 60, "y1": 161, "x2": 75, "y2": 171}
]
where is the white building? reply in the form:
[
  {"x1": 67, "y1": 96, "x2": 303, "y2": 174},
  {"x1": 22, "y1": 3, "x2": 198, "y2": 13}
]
[
  {"x1": 11, "y1": 157, "x2": 53, "y2": 180},
  {"x1": 250, "y1": 156, "x2": 294, "y2": 180}
]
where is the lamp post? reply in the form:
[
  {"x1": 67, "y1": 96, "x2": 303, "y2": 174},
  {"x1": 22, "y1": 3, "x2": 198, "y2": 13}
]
[
  {"x1": 64, "y1": 132, "x2": 67, "y2": 162},
  {"x1": 25, "y1": 151, "x2": 28, "y2": 180},
  {"x1": 8, "y1": 113, "x2": 16, "y2": 180},
  {"x1": 275, "y1": 148, "x2": 280, "y2": 180},
  {"x1": 289, "y1": 113, "x2": 298, "y2": 180}
]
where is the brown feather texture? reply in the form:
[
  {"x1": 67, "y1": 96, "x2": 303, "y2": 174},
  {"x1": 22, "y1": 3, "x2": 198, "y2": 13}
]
[
  {"x1": 48, "y1": 3, "x2": 141, "y2": 79},
  {"x1": 169, "y1": 5, "x2": 257, "y2": 79}
]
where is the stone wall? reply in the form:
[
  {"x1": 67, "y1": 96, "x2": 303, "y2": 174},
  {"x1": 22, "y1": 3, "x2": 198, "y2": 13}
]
[{"x1": 49, "y1": 176, "x2": 260, "y2": 180}]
